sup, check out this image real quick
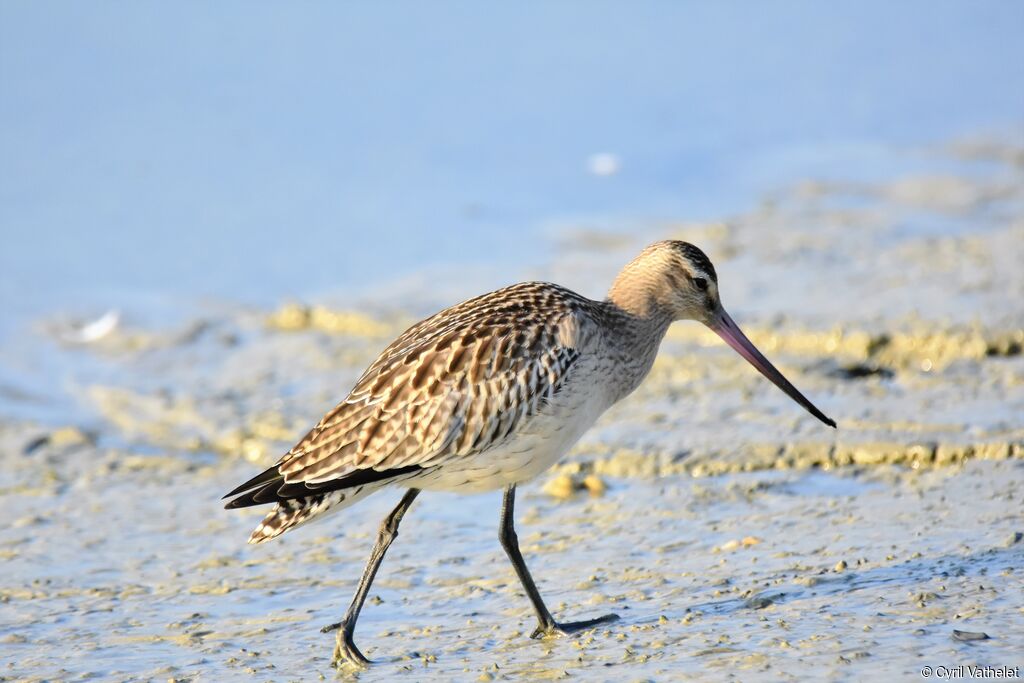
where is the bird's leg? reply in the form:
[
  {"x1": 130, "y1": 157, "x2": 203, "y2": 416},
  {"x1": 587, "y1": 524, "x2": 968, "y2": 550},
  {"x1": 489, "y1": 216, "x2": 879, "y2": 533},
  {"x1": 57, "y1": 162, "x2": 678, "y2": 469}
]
[
  {"x1": 321, "y1": 488, "x2": 421, "y2": 667},
  {"x1": 498, "y1": 484, "x2": 619, "y2": 639}
]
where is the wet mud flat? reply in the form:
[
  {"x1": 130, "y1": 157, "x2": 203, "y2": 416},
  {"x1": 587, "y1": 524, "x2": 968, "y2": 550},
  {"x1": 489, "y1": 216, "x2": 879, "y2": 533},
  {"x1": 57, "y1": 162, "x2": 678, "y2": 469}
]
[
  {"x1": 2, "y1": 425, "x2": 1023, "y2": 682},
  {"x1": 2, "y1": 135, "x2": 1023, "y2": 680}
]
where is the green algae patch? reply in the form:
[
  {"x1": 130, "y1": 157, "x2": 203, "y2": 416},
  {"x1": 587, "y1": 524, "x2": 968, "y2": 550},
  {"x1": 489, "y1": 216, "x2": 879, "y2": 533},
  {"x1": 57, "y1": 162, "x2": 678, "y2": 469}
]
[
  {"x1": 89, "y1": 386, "x2": 221, "y2": 452},
  {"x1": 87, "y1": 386, "x2": 302, "y2": 462},
  {"x1": 541, "y1": 473, "x2": 608, "y2": 499},
  {"x1": 682, "y1": 438, "x2": 1022, "y2": 476},
  {"x1": 266, "y1": 303, "x2": 396, "y2": 338},
  {"x1": 541, "y1": 439, "x2": 1024, "y2": 488},
  {"x1": 664, "y1": 324, "x2": 1023, "y2": 373}
]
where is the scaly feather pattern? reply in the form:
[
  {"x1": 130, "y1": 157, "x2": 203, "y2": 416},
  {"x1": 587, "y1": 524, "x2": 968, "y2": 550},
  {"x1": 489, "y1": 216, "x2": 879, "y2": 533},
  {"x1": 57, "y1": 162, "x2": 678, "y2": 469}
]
[
  {"x1": 225, "y1": 241, "x2": 745, "y2": 543},
  {"x1": 283, "y1": 282, "x2": 592, "y2": 478},
  {"x1": 224, "y1": 282, "x2": 604, "y2": 538}
]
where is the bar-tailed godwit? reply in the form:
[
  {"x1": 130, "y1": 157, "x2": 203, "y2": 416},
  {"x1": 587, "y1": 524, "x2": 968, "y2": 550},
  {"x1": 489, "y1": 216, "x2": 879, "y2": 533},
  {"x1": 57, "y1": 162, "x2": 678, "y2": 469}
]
[{"x1": 224, "y1": 240, "x2": 835, "y2": 666}]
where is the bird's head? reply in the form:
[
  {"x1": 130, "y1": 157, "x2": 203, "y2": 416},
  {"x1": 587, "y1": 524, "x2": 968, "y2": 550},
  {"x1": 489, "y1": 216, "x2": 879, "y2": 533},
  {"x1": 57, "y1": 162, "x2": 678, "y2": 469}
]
[{"x1": 609, "y1": 240, "x2": 836, "y2": 428}]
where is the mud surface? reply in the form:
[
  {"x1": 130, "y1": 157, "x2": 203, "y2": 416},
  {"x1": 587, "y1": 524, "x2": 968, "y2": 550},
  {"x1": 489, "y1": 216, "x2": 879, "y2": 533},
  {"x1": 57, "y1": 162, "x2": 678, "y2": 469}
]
[{"x1": 2, "y1": 136, "x2": 1023, "y2": 680}]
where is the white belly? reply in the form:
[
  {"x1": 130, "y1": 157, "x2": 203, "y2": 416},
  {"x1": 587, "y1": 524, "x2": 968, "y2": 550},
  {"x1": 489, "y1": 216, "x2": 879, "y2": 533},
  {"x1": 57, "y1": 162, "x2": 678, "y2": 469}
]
[{"x1": 409, "y1": 383, "x2": 611, "y2": 493}]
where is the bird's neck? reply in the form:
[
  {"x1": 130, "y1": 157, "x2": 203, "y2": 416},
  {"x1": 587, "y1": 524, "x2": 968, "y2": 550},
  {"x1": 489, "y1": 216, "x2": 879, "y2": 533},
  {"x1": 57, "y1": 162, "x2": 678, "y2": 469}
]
[{"x1": 599, "y1": 288, "x2": 674, "y2": 402}]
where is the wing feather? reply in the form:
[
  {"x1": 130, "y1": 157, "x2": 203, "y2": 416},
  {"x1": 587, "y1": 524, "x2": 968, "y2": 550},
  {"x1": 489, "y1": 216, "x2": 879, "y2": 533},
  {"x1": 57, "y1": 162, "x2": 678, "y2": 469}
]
[{"x1": 243, "y1": 283, "x2": 593, "y2": 503}]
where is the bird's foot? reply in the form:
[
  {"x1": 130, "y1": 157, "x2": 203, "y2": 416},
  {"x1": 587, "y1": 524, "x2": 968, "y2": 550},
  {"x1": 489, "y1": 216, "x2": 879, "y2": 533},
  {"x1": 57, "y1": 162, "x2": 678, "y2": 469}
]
[
  {"x1": 319, "y1": 621, "x2": 342, "y2": 634},
  {"x1": 530, "y1": 613, "x2": 620, "y2": 639},
  {"x1": 321, "y1": 622, "x2": 370, "y2": 668}
]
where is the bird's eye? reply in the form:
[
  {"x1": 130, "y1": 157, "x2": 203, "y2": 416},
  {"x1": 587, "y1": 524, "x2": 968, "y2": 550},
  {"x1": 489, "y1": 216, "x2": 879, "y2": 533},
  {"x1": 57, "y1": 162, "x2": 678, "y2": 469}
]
[{"x1": 693, "y1": 277, "x2": 708, "y2": 291}]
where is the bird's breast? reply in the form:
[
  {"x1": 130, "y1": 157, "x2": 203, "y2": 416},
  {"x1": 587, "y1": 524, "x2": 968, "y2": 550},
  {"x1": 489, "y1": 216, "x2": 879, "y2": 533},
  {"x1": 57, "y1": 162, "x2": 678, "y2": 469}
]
[{"x1": 411, "y1": 362, "x2": 615, "y2": 493}]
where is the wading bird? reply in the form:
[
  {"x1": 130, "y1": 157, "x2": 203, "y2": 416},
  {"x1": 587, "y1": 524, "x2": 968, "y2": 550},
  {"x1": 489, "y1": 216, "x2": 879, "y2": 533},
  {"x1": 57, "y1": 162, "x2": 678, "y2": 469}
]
[{"x1": 224, "y1": 240, "x2": 835, "y2": 666}]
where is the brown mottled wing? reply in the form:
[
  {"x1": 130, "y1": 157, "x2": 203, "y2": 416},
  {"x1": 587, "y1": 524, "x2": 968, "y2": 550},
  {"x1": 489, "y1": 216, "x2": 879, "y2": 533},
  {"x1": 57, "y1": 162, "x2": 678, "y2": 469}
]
[{"x1": 275, "y1": 283, "x2": 589, "y2": 488}]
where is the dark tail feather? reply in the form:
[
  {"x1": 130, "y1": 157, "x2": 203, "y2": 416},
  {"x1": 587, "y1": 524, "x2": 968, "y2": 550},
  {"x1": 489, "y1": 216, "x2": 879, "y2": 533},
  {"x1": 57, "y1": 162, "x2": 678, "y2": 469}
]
[
  {"x1": 223, "y1": 478, "x2": 284, "y2": 509},
  {"x1": 223, "y1": 464, "x2": 423, "y2": 510},
  {"x1": 222, "y1": 464, "x2": 281, "y2": 500},
  {"x1": 246, "y1": 474, "x2": 421, "y2": 544}
]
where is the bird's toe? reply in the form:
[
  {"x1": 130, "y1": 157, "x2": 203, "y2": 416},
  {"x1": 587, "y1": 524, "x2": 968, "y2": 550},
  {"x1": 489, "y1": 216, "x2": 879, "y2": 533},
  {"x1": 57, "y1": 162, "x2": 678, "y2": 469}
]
[
  {"x1": 329, "y1": 627, "x2": 371, "y2": 667},
  {"x1": 320, "y1": 621, "x2": 343, "y2": 634},
  {"x1": 530, "y1": 613, "x2": 620, "y2": 639}
]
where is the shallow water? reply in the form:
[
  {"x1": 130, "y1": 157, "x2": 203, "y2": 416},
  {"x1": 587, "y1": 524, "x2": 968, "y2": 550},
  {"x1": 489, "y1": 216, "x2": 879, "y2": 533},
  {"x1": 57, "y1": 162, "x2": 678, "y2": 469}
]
[
  {"x1": 3, "y1": 3, "x2": 1023, "y2": 323},
  {"x1": 2, "y1": 148, "x2": 1023, "y2": 679},
  {"x1": 3, "y1": 143, "x2": 1023, "y2": 679},
  {"x1": 3, "y1": 434, "x2": 1023, "y2": 681},
  {"x1": 2, "y1": 4, "x2": 1024, "y2": 681}
]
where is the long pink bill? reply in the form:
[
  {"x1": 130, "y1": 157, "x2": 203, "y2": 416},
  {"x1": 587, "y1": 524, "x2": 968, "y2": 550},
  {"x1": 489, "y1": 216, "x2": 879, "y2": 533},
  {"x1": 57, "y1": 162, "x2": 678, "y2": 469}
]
[{"x1": 709, "y1": 309, "x2": 836, "y2": 428}]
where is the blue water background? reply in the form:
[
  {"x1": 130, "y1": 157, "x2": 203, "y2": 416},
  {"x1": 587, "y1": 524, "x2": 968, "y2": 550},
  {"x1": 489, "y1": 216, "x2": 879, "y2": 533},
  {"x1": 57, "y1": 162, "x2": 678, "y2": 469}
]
[{"x1": 0, "y1": 2, "x2": 1021, "y2": 425}]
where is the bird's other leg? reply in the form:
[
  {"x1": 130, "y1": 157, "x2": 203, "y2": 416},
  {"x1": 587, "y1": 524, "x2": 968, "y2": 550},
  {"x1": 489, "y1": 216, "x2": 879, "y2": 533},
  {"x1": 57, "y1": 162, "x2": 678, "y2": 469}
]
[
  {"x1": 498, "y1": 484, "x2": 619, "y2": 639},
  {"x1": 321, "y1": 488, "x2": 421, "y2": 667}
]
